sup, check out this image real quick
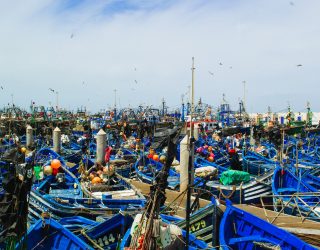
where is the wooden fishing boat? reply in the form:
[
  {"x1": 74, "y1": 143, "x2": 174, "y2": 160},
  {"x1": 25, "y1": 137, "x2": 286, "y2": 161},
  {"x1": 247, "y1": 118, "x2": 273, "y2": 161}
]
[
  {"x1": 162, "y1": 202, "x2": 223, "y2": 244},
  {"x1": 242, "y1": 151, "x2": 277, "y2": 176},
  {"x1": 134, "y1": 156, "x2": 180, "y2": 190},
  {"x1": 81, "y1": 173, "x2": 146, "y2": 209},
  {"x1": 79, "y1": 213, "x2": 133, "y2": 250},
  {"x1": 272, "y1": 167, "x2": 320, "y2": 220},
  {"x1": 119, "y1": 218, "x2": 209, "y2": 250},
  {"x1": 18, "y1": 218, "x2": 93, "y2": 250},
  {"x1": 206, "y1": 171, "x2": 273, "y2": 204},
  {"x1": 29, "y1": 148, "x2": 143, "y2": 222},
  {"x1": 219, "y1": 200, "x2": 315, "y2": 249},
  {"x1": 59, "y1": 216, "x2": 99, "y2": 233}
]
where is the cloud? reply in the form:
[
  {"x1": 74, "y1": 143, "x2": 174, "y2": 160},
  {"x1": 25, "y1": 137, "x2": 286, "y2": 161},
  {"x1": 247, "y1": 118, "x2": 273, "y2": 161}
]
[{"x1": 0, "y1": 0, "x2": 319, "y2": 113}]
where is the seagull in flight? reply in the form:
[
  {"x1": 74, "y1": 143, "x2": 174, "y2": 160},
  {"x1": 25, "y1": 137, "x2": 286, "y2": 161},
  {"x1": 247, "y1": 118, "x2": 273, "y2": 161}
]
[
  {"x1": 219, "y1": 62, "x2": 223, "y2": 66},
  {"x1": 49, "y1": 88, "x2": 55, "y2": 93},
  {"x1": 289, "y1": 1, "x2": 294, "y2": 6},
  {"x1": 70, "y1": 33, "x2": 74, "y2": 39},
  {"x1": 0, "y1": 86, "x2": 3, "y2": 90},
  {"x1": 134, "y1": 80, "x2": 138, "y2": 84},
  {"x1": 296, "y1": 64, "x2": 303, "y2": 67},
  {"x1": 208, "y1": 71, "x2": 214, "y2": 76}
]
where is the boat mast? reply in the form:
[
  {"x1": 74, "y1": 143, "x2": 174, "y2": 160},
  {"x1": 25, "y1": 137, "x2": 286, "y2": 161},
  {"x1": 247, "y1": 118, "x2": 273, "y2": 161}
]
[
  {"x1": 114, "y1": 89, "x2": 117, "y2": 122},
  {"x1": 190, "y1": 57, "x2": 195, "y2": 138},
  {"x1": 242, "y1": 80, "x2": 246, "y2": 112},
  {"x1": 186, "y1": 57, "x2": 195, "y2": 248}
]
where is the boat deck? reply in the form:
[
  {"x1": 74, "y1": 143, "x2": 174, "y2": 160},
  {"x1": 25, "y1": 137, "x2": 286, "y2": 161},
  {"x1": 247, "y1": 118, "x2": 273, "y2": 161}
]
[{"x1": 128, "y1": 179, "x2": 320, "y2": 247}]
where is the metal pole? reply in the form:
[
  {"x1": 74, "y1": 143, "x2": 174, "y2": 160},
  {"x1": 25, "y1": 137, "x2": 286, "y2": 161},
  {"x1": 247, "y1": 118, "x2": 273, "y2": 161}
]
[
  {"x1": 185, "y1": 138, "x2": 194, "y2": 248},
  {"x1": 212, "y1": 199, "x2": 217, "y2": 247},
  {"x1": 186, "y1": 57, "x2": 195, "y2": 249},
  {"x1": 190, "y1": 57, "x2": 195, "y2": 139},
  {"x1": 295, "y1": 141, "x2": 299, "y2": 174},
  {"x1": 114, "y1": 89, "x2": 117, "y2": 122}
]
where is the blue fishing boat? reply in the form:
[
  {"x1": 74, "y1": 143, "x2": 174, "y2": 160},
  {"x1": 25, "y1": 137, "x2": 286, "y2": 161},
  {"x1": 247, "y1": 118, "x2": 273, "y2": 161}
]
[
  {"x1": 206, "y1": 170, "x2": 273, "y2": 204},
  {"x1": 272, "y1": 167, "x2": 320, "y2": 220},
  {"x1": 80, "y1": 172, "x2": 146, "y2": 209},
  {"x1": 29, "y1": 148, "x2": 143, "y2": 222},
  {"x1": 119, "y1": 220, "x2": 209, "y2": 250},
  {"x1": 59, "y1": 216, "x2": 99, "y2": 232},
  {"x1": 79, "y1": 213, "x2": 133, "y2": 249},
  {"x1": 134, "y1": 156, "x2": 180, "y2": 190},
  {"x1": 220, "y1": 200, "x2": 315, "y2": 250},
  {"x1": 18, "y1": 218, "x2": 93, "y2": 250},
  {"x1": 194, "y1": 151, "x2": 274, "y2": 204},
  {"x1": 163, "y1": 202, "x2": 223, "y2": 244},
  {"x1": 242, "y1": 151, "x2": 277, "y2": 176}
]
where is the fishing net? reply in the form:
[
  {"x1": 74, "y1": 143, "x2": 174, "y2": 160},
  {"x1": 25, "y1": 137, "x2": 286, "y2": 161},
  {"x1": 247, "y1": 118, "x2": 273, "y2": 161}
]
[{"x1": 220, "y1": 170, "x2": 250, "y2": 185}]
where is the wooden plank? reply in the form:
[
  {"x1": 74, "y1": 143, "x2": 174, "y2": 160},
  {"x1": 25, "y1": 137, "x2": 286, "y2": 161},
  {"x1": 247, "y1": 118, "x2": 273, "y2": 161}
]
[
  {"x1": 235, "y1": 204, "x2": 320, "y2": 230},
  {"x1": 128, "y1": 179, "x2": 210, "y2": 217}
]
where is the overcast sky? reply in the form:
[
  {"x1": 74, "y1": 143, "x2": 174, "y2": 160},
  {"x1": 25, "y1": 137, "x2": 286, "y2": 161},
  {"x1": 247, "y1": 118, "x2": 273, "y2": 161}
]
[{"x1": 0, "y1": 0, "x2": 319, "y2": 113}]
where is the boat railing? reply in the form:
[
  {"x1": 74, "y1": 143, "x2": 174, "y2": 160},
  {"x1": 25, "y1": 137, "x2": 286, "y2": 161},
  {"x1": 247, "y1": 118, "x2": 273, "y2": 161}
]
[{"x1": 260, "y1": 192, "x2": 320, "y2": 223}]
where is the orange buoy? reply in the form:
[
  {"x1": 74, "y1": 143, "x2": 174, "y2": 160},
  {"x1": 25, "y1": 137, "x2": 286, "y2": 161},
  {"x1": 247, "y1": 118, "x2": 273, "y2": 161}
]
[
  {"x1": 207, "y1": 156, "x2": 214, "y2": 162},
  {"x1": 153, "y1": 154, "x2": 159, "y2": 161},
  {"x1": 92, "y1": 176, "x2": 102, "y2": 184},
  {"x1": 51, "y1": 159, "x2": 61, "y2": 169}
]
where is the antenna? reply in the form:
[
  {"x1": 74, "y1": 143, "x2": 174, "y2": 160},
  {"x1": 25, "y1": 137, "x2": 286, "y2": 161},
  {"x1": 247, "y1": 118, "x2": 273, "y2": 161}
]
[
  {"x1": 242, "y1": 81, "x2": 246, "y2": 111},
  {"x1": 114, "y1": 89, "x2": 117, "y2": 108}
]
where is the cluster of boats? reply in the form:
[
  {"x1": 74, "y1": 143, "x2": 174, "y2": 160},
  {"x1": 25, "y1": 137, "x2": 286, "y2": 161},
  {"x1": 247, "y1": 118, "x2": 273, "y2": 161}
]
[{"x1": 1, "y1": 117, "x2": 320, "y2": 249}]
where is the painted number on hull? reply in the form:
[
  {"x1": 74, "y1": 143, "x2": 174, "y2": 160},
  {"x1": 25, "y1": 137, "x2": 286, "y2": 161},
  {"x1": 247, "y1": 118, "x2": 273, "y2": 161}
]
[
  {"x1": 93, "y1": 234, "x2": 116, "y2": 249},
  {"x1": 190, "y1": 220, "x2": 206, "y2": 233}
]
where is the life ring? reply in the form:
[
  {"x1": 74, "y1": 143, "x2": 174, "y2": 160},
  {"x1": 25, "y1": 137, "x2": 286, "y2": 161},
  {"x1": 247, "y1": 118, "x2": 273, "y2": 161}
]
[{"x1": 218, "y1": 185, "x2": 236, "y2": 200}]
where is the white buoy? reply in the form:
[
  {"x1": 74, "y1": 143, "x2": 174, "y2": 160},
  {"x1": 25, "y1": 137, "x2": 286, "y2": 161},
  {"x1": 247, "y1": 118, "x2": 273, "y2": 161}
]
[
  {"x1": 249, "y1": 126, "x2": 255, "y2": 146},
  {"x1": 53, "y1": 127, "x2": 61, "y2": 153},
  {"x1": 180, "y1": 135, "x2": 189, "y2": 193},
  {"x1": 96, "y1": 129, "x2": 106, "y2": 164},
  {"x1": 26, "y1": 125, "x2": 33, "y2": 148},
  {"x1": 193, "y1": 124, "x2": 199, "y2": 140}
]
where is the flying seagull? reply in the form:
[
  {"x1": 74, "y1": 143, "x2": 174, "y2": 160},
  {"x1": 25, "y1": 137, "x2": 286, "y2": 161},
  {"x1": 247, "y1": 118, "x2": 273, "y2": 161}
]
[
  {"x1": 0, "y1": 86, "x2": 3, "y2": 90},
  {"x1": 229, "y1": 66, "x2": 233, "y2": 69},
  {"x1": 70, "y1": 33, "x2": 74, "y2": 39},
  {"x1": 296, "y1": 64, "x2": 303, "y2": 67},
  {"x1": 49, "y1": 88, "x2": 55, "y2": 92},
  {"x1": 134, "y1": 80, "x2": 138, "y2": 84},
  {"x1": 208, "y1": 71, "x2": 214, "y2": 76},
  {"x1": 134, "y1": 67, "x2": 137, "y2": 71},
  {"x1": 219, "y1": 62, "x2": 223, "y2": 66},
  {"x1": 289, "y1": 1, "x2": 294, "y2": 6}
]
